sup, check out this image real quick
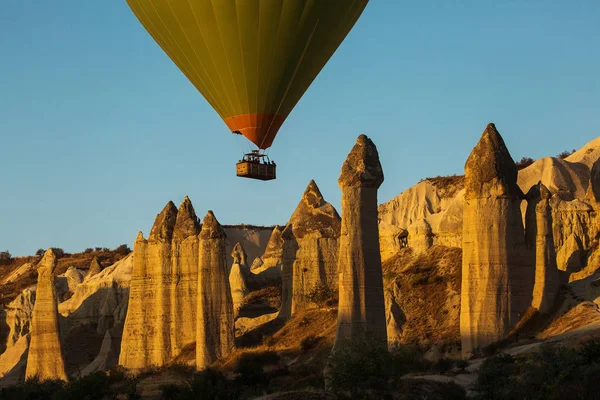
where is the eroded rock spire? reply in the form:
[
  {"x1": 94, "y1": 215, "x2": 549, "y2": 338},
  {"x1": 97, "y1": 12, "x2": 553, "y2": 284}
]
[
  {"x1": 333, "y1": 134, "x2": 387, "y2": 350},
  {"x1": 460, "y1": 123, "x2": 534, "y2": 357},
  {"x1": 25, "y1": 249, "x2": 68, "y2": 381},
  {"x1": 196, "y1": 211, "x2": 234, "y2": 369}
]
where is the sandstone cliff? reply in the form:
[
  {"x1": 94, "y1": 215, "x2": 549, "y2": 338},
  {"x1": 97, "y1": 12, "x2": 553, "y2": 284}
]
[{"x1": 25, "y1": 249, "x2": 68, "y2": 381}]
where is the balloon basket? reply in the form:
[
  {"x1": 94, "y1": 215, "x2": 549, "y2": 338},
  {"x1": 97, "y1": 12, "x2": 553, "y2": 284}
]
[{"x1": 236, "y1": 151, "x2": 276, "y2": 181}]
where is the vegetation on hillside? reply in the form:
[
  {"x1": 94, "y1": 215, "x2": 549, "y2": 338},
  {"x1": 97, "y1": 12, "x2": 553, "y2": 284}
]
[{"x1": 0, "y1": 245, "x2": 131, "y2": 307}]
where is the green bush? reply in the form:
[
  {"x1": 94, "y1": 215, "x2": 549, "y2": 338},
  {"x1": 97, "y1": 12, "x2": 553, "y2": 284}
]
[
  {"x1": 300, "y1": 335, "x2": 321, "y2": 352},
  {"x1": 234, "y1": 351, "x2": 280, "y2": 392},
  {"x1": 474, "y1": 340, "x2": 600, "y2": 400},
  {"x1": 306, "y1": 281, "x2": 338, "y2": 308},
  {"x1": 327, "y1": 330, "x2": 430, "y2": 399},
  {"x1": 160, "y1": 368, "x2": 239, "y2": 400}
]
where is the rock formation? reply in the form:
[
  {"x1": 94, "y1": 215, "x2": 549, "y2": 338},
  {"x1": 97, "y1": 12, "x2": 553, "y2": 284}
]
[
  {"x1": 251, "y1": 225, "x2": 284, "y2": 283},
  {"x1": 119, "y1": 202, "x2": 178, "y2": 369},
  {"x1": 63, "y1": 267, "x2": 85, "y2": 294},
  {"x1": 333, "y1": 134, "x2": 387, "y2": 350},
  {"x1": 59, "y1": 253, "x2": 133, "y2": 335},
  {"x1": 0, "y1": 335, "x2": 29, "y2": 383},
  {"x1": 460, "y1": 123, "x2": 534, "y2": 357},
  {"x1": 170, "y1": 196, "x2": 200, "y2": 359},
  {"x1": 81, "y1": 327, "x2": 121, "y2": 376},
  {"x1": 230, "y1": 242, "x2": 250, "y2": 317},
  {"x1": 3, "y1": 287, "x2": 35, "y2": 350},
  {"x1": 25, "y1": 249, "x2": 68, "y2": 381},
  {"x1": 86, "y1": 256, "x2": 102, "y2": 280},
  {"x1": 288, "y1": 181, "x2": 341, "y2": 314},
  {"x1": 407, "y1": 219, "x2": 433, "y2": 253},
  {"x1": 196, "y1": 211, "x2": 234, "y2": 369},
  {"x1": 278, "y1": 224, "x2": 298, "y2": 321},
  {"x1": 530, "y1": 183, "x2": 559, "y2": 313}
]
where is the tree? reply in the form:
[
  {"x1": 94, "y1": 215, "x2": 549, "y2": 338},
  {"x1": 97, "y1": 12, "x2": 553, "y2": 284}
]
[
  {"x1": 515, "y1": 157, "x2": 535, "y2": 170},
  {"x1": 0, "y1": 250, "x2": 11, "y2": 266},
  {"x1": 557, "y1": 149, "x2": 576, "y2": 159}
]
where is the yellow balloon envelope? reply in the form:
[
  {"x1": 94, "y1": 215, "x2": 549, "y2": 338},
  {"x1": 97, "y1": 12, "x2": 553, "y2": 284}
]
[{"x1": 126, "y1": 0, "x2": 369, "y2": 149}]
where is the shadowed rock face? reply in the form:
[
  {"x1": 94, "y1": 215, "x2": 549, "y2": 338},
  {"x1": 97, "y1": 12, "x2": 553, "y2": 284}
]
[
  {"x1": 25, "y1": 249, "x2": 68, "y2": 382},
  {"x1": 196, "y1": 211, "x2": 234, "y2": 369},
  {"x1": 119, "y1": 202, "x2": 179, "y2": 369},
  {"x1": 587, "y1": 158, "x2": 600, "y2": 204},
  {"x1": 531, "y1": 184, "x2": 559, "y2": 313},
  {"x1": 278, "y1": 224, "x2": 298, "y2": 321},
  {"x1": 460, "y1": 124, "x2": 534, "y2": 358},
  {"x1": 333, "y1": 134, "x2": 387, "y2": 350}
]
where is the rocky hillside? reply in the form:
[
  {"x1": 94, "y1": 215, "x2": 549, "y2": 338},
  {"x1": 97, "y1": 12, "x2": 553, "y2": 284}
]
[{"x1": 379, "y1": 136, "x2": 600, "y2": 281}]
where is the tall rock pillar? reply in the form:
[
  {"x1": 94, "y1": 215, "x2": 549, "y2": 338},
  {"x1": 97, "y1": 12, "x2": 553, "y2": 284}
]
[
  {"x1": 278, "y1": 224, "x2": 297, "y2": 321},
  {"x1": 460, "y1": 123, "x2": 534, "y2": 357},
  {"x1": 25, "y1": 249, "x2": 68, "y2": 381},
  {"x1": 333, "y1": 134, "x2": 387, "y2": 350},
  {"x1": 119, "y1": 202, "x2": 177, "y2": 369},
  {"x1": 171, "y1": 196, "x2": 200, "y2": 357},
  {"x1": 196, "y1": 211, "x2": 234, "y2": 369}
]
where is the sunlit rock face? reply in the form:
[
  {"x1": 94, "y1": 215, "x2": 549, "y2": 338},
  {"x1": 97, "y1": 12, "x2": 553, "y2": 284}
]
[
  {"x1": 333, "y1": 134, "x2": 387, "y2": 351},
  {"x1": 119, "y1": 201, "x2": 178, "y2": 369},
  {"x1": 460, "y1": 124, "x2": 534, "y2": 358},
  {"x1": 25, "y1": 249, "x2": 68, "y2": 382},
  {"x1": 196, "y1": 211, "x2": 234, "y2": 370}
]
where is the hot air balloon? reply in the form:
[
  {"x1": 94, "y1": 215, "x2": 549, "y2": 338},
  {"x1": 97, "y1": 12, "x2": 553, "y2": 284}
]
[{"x1": 126, "y1": 0, "x2": 369, "y2": 180}]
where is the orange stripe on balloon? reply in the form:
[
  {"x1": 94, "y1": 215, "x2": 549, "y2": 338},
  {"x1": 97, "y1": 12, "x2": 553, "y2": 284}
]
[{"x1": 224, "y1": 113, "x2": 285, "y2": 150}]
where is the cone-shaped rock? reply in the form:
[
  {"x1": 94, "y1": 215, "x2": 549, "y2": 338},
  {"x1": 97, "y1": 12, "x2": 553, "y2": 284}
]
[
  {"x1": 120, "y1": 202, "x2": 178, "y2": 369},
  {"x1": 170, "y1": 196, "x2": 200, "y2": 357},
  {"x1": 25, "y1": 249, "x2": 68, "y2": 381},
  {"x1": 230, "y1": 242, "x2": 250, "y2": 317},
  {"x1": 196, "y1": 211, "x2": 234, "y2": 369},
  {"x1": 86, "y1": 256, "x2": 102, "y2": 280},
  {"x1": 460, "y1": 124, "x2": 534, "y2": 357},
  {"x1": 284, "y1": 180, "x2": 341, "y2": 314},
  {"x1": 333, "y1": 135, "x2": 387, "y2": 351},
  {"x1": 531, "y1": 184, "x2": 559, "y2": 313}
]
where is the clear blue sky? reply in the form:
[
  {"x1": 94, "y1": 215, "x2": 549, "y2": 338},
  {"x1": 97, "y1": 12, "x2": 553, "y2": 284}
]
[{"x1": 1, "y1": 2, "x2": 598, "y2": 256}]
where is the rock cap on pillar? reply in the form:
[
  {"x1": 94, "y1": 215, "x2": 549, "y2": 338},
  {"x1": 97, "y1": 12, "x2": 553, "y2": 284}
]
[
  {"x1": 149, "y1": 201, "x2": 178, "y2": 242},
  {"x1": 200, "y1": 211, "x2": 226, "y2": 239},
  {"x1": 339, "y1": 134, "x2": 384, "y2": 188},
  {"x1": 174, "y1": 196, "x2": 200, "y2": 240},
  {"x1": 464, "y1": 123, "x2": 521, "y2": 199}
]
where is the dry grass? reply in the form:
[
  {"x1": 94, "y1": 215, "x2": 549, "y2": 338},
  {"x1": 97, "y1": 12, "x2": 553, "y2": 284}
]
[
  {"x1": 383, "y1": 246, "x2": 462, "y2": 350},
  {"x1": 423, "y1": 174, "x2": 465, "y2": 199}
]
